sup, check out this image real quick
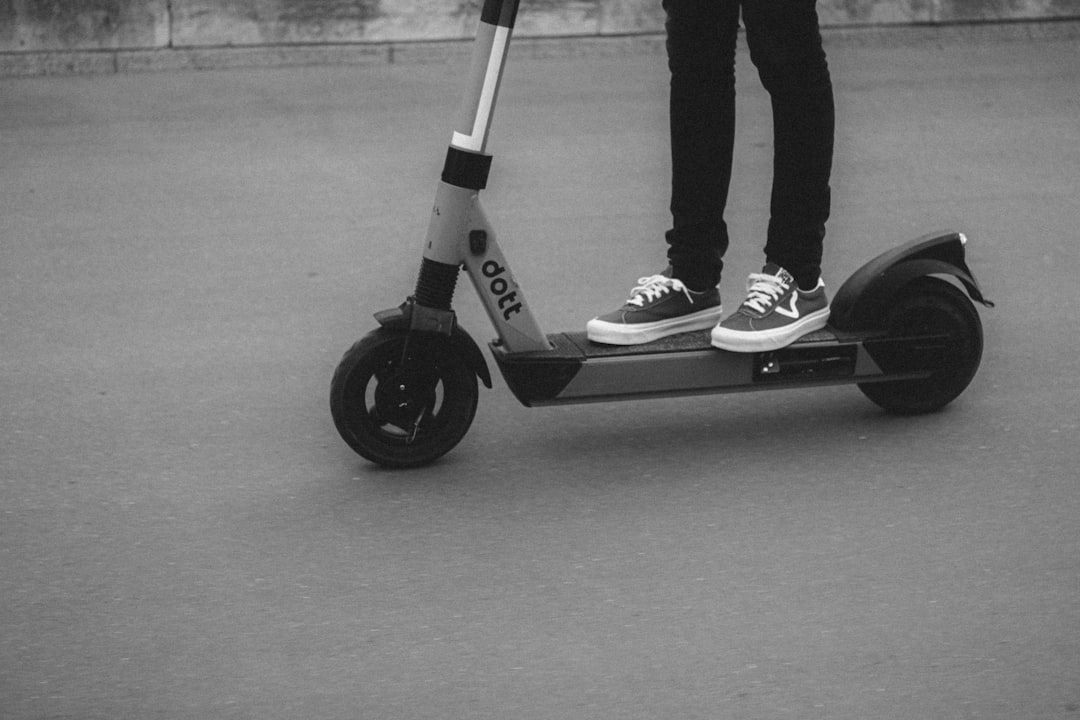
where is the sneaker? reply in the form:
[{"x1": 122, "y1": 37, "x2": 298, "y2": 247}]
[
  {"x1": 710, "y1": 264, "x2": 830, "y2": 352},
  {"x1": 587, "y1": 272, "x2": 723, "y2": 345}
]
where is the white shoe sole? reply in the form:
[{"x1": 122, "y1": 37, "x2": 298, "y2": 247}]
[
  {"x1": 710, "y1": 307, "x2": 831, "y2": 352},
  {"x1": 587, "y1": 306, "x2": 724, "y2": 345}
]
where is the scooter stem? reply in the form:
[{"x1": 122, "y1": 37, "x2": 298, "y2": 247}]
[
  {"x1": 451, "y1": 0, "x2": 520, "y2": 154},
  {"x1": 411, "y1": 0, "x2": 552, "y2": 354}
]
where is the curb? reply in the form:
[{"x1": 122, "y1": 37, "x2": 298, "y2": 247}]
[{"x1": 2, "y1": 19, "x2": 1078, "y2": 78}]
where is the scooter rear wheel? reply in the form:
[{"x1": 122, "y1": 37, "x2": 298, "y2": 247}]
[
  {"x1": 330, "y1": 327, "x2": 478, "y2": 468},
  {"x1": 857, "y1": 276, "x2": 983, "y2": 414}
]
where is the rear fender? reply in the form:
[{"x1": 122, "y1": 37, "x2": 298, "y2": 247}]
[{"x1": 829, "y1": 231, "x2": 993, "y2": 332}]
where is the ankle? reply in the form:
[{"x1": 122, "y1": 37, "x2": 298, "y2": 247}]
[
  {"x1": 671, "y1": 265, "x2": 719, "y2": 294},
  {"x1": 764, "y1": 258, "x2": 819, "y2": 292}
]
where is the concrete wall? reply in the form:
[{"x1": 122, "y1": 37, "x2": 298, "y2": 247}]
[
  {"x1": 0, "y1": 0, "x2": 1075, "y2": 74},
  {"x1": 3, "y1": 0, "x2": 1079, "y2": 52}
]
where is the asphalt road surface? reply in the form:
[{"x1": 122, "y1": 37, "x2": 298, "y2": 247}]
[{"x1": 2, "y1": 29, "x2": 1078, "y2": 720}]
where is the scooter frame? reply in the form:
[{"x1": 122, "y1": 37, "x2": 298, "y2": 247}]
[{"x1": 332, "y1": 0, "x2": 992, "y2": 466}]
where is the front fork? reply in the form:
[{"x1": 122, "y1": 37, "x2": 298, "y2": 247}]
[
  {"x1": 372, "y1": 179, "x2": 546, "y2": 397},
  {"x1": 404, "y1": 180, "x2": 552, "y2": 354}
]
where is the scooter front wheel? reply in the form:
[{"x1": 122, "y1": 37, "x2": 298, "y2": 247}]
[
  {"x1": 857, "y1": 276, "x2": 983, "y2": 414},
  {"x1": 330, "y1": 327, "x2": 478, "y2": 468}
]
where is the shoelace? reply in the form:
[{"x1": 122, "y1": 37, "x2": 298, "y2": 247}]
[
  {"x1": 626, "y1": 275, "x2": 692, "y2": 307},
  {"x1": 741, "y1": 272, "x2": 790, "y2": 313}
]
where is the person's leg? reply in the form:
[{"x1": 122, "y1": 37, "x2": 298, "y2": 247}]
[
  {"x1": 710, "y1": 0, "x2": 833, "y2": 352},
  {"x1": 742, "y1": 0, "x2": 834, "y2": 291},
  {"x1": 585, "y1": 0, "x2": 739, "y2": 345},
  {"x1": 663, "y1": 0, "x2": 741, "y2": 292}
]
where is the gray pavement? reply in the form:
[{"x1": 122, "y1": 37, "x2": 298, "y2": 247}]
[{"x1": 2, "y1": 30, "x2": 1079, "y2": 720}]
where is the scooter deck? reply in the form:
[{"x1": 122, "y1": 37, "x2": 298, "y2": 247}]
[{"x1": 490, "y1": 325, "x2": 946, "y2": 407}]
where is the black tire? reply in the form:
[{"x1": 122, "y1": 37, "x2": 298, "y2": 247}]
[
  {"x1": 330, "y1": 327, "x2": 478, "y2": 468},
  {"x1": 858, "y1": 277, "x2": 983, "y2": 415}
]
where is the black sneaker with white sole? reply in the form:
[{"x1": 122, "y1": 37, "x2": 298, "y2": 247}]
[
  {"x1": 710, "y1": 264, "x2": 830, "y2": 352},
  {"x1": 587, "y1": 273, "x2": 723, "y2": 345}
]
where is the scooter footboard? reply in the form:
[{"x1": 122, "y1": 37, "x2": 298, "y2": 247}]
[{"x1": 490, "y1": 328, "x2": 942, "y2": 407}]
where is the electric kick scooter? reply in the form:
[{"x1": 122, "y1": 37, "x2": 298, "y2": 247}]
[{"x1": 330, "y1": 0, "x2": 994, "y2": 468}]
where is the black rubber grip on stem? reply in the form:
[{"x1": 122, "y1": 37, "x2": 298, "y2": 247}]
[
  {"x1": 442, "y1": 147, "x2": 492, "y2": 190},
  {"x1": 480, "y1": 0, "x2": 519, "y2": 28}
]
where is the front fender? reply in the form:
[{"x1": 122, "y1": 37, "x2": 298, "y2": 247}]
[
  {"x1": 829, "y1": 231, "x2": 993, "y2": 332},
  {"x1": 374, "y1": 301, "x2": 493, "y2": 389}
]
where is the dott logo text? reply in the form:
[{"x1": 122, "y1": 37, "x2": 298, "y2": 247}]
[{"x1": 481, "y1": 261, "x2": 523, "y2": 321}]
